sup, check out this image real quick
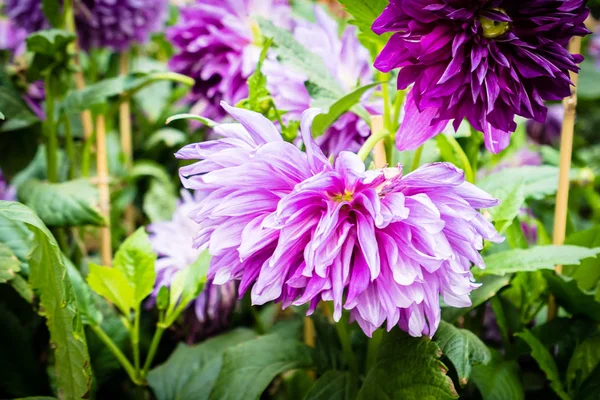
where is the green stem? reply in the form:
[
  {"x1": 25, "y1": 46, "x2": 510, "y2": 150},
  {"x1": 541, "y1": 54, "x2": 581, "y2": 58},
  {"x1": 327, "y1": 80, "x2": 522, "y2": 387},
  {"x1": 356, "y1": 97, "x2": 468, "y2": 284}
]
[
  {"x1": 392, "y1": 90, "x2": 405, "y2": 131},
  {"x1": 62, "y1": 114, "x2": 76, "y2": 179},
  {"x1": 141, "y1": 325, "x2": 165, "y2": 378},
  {"x1": 125, "y1": 72, "x2": 195, "y2": 99},
  {"x1": 81, "y1": 128, "x2": 95, "y2": 177},
  {"x1": 91, "y1": 324, "x2": 142, "y2": 385},
  {"x1": 357, "y1": 129, "x2": 390, "y2": 162},
  {"x1": 411, "y1": 145, "x2": 424, "y2": 172},
  {"x1": 446, "y1": 135, "x2": 475, "y2": 183},
  {"x1": 366, "y1": 329, "x2": 383, "y2": 373},
  {"x1": 44, "y1": 75, "x2": 58, "y2": 183},
  {"x1": 380, "y1": 73, "x2": 392, "y2": 131},
  {"x1": 329, "y1": 304, "x2": 359, "y2": 378},
  {"x1": 132, "y1": 307, "x2": 141, "y2": 373},
  {"x1": 250, "y1": 306, "x2": 266, "y2": 335}
]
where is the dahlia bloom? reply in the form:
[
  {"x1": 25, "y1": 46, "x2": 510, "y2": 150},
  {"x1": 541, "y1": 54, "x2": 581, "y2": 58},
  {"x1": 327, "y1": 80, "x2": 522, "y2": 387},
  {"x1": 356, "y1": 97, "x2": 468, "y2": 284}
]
[
  {"x1": 167, "y1": 0, "x2": 292, "y2": 120},
  {"x1": 0, "y1": 18, "x2": 27, "y2": 55},
  {"x1": 5, "y1": 0, "x2": 168, "y2": 51},
  {"x1": 0, "y1": 169, "x2": 16, "y2": 201},
  {"x1": 526, "y1": 104, "x2": 563, "y2": 145},
  {"x1": 373, "y1": 0, "x2": 589, "y2": 154},
  {"x1": 263, "y1": 6, "x2": 373, "y2": 156},
  {"x1": 148, "y1": 190, "x2": 237, "y2": 334},
  {"x1": 177, "y1": 102, "x2": 502, "y2": 337}
]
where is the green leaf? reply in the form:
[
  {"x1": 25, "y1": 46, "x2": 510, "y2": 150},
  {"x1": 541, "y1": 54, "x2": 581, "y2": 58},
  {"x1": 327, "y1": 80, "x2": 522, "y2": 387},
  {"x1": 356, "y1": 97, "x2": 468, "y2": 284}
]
[
  {"x1": 305, "y1": 371, "x2": 357, "y2": 400},
  {"x1": 18, "y1": 179, "x2": 106, "y2": 227},
  {"x1": 478, "y1": 166, "x2": 577, "y2": 200},
  {"x1": 26, "y1": 29, "x2": 75, "y2": 55},
  {"x1": 0, "y1": 87, "x2": 39, "y2": 132},
  {"x1": 143, "y1": 179, "x2": 177, "y2": 223},
  {"x1": 41, "y1": 0, "x2": 62, "y2": 28},
  {"x1": 515, "y1": 329, "x2": 570, "y2": 400},
  {"x1": 145, "y1": 128, "x2": 188, "y2": 150},
  {"x1": 165, "y1": 113, "x2": 218, "y2": 127},
  {"x1": 475, "y1": 246, "x2": 600, "y2": 276},
  {"x1": 544, "y1": 272, "x2": 600, "y2": 321},
  {"x1": 129, "y1": 160, "x2": 174, "y2": 187},
  {"x1": 11, "y1": 145, "x2": 68, "y2": 189},
  {"x1": 563, "y1": 226, "x2": 600, "y2": 291},
  {"x1": 210, "y1": 334, "x2": 314, "y2": 400},
  {"x1": 485, "y1": 179, "x2": 525, "y2": 233},
  {"x1": 257, "y1": 18, "x2": 343, "y2": 97},
  {"x1": 245, "y1": 38, "x2": 271, "y2": 112},
  {"x1": 442, "y1": 274, "x2": 512, "y2": 322},
  {"x1": 337, "y1": 0, "x2": 389, "y2": 48},
  {"x1": 358, "y1": 330, "x2": 458, "y2": 400},
  {"x1": 0, "y1": 241, "x2": 21, "y2": 282},
  {"x1": 64, "y1": 258, "x2": 102, "y2": 326},
  {"x1": 578, "y1": 59, "x2": 600, "y2": 100},
  {"x1": 165, "y1": 250, "x2": 210, "y2": 324},
  {"x1": 0, "y1": 201, "x2": 91, "y2": 399},
  {"x1": 148, "y1": 329, "x2": 257, "y2": 400},
  {"x1": 9, "y1": 274, "x2": 34, "y2": 303},
  {"x1": 434, "y1": 321, "x2": 491, "y2": 386},
  {"x1": 311, "y1": 82, "x2": 380, "y2": 136},
  {"x1": 471, "y1": 350, "x2": 524, "y2": 400},
  {"x1": 112, "y1": 227, "x2": 157, "y2": 305},
  {"x1": 87, "y1": 263, "x2": 134, "y2": 317},
  {"x1": 61, "y1": 72, "x2": 194, "y2": 114},
  {"x1": 566, "y1": 334, "x2": 600, "y2": 395},
  {"x1": 0, "y1": 214, "x2": 33, "y2": 275}
]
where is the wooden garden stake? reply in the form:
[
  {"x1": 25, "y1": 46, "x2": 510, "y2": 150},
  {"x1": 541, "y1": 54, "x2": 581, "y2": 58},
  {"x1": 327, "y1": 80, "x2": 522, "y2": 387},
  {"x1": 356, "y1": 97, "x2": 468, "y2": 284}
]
[
  {"x1": 371, "y1": 115, "x2": 387, "y2": 168},
  {"x1": 96, "y1": 114, "x2": 112, "y2": 266}
]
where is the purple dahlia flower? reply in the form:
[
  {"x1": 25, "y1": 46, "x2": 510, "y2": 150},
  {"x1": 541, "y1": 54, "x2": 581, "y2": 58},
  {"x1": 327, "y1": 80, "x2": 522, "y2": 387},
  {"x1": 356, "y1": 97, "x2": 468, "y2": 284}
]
[
  {"x1": 177, "y1": 102, "x2": 503, "y2": 337},
  {"x1": 0, "y1": 18, "x2": 27, "y2": 55},
  {"x1": 5, "y1": 0, "x2": 167, "y2": 51},
  {"x1": 148, "y1": 190, "x2": 237, "y2": 336},
  {"x1": 263, "y1": 6, "x2": 373, "y2": 156},
  {"x1": 526, "y1": 104, "x2": 563, "y2": 146},
  {"x1": 373, "y1": 0, "x2": 589, "y2": 154},
  {"x1": 167, "y1": 0, "x2": 292, "y2": 120},
  {"x1": 0, "y1": 169, "x2": 16, "y2": 201}
]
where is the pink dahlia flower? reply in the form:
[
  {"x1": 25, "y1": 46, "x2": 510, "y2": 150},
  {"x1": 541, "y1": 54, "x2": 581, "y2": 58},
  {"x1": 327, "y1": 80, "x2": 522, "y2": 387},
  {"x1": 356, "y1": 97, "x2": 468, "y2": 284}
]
[{"x1": 177, "y1": 103, "x2": 502, "y2": 337}]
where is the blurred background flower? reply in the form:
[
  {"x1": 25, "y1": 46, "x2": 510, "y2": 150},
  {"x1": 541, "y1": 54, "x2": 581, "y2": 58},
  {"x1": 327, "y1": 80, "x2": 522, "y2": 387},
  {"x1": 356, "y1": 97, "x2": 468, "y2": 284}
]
[{"x1": 0, "y1": 169, "x2": 16, "y2": 201}]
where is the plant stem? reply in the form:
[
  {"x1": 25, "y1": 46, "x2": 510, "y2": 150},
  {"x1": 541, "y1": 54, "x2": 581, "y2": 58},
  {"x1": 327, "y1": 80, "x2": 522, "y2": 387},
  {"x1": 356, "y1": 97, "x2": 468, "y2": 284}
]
[
  {"x1": 132, "y1": 307, "x2": 141, "y2": 373},
  {"x1": 332, "y1": 308, "x2": 359, "y2": 378},
  {"x1": 548, "y1": 36, "x2": 582, "y2": 321},
  {"x1": 91, "y1": 324, "x2": 142, "y2": 385},
  {"x1": 366, "y1": 329, "x2": 383, "y2": 373},
  {"x1": 357, "y1": 129, "x2": 389, "y2": 162},
  {"x1": 392, "y1": 90, "x2": 405, "y2": 131},
  {"x1": 95, "y1": 113, "x2": 112, "y2": 265},
  {"x1": 380, "y1": 74, "x2": 392, "y2": 131},
  {"x1": 141, "y1": 325, "x2": 165, "y2": 377},
  {"x1": 44, "y1": 75, "x2": 58, "y2": 183},
  {"x1": 250, "y1": 306, "x2": 266, "y2": 335},
  {"x1": 410, "y1": 145, "x2": 424, "y2": 172},
  {"x1": 62, "y1": 114, "x2": 76, "y2": 179}
]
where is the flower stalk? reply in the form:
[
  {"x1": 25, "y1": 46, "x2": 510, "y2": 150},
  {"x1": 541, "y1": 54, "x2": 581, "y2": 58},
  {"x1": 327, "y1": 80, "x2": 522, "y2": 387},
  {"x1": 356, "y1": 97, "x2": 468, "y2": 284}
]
[
  {"x1": 44, "y1": 74, "x2": 58, "y2": 183},
  {"x1": 548, "y1": 36, "x2": 583, "y2": 321}
]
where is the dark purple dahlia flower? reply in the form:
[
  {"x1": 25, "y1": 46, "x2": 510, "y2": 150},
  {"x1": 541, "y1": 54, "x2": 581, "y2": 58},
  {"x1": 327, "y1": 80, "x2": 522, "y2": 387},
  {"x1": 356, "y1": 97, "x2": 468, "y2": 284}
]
[
  {"x1": 167, "y1": 0, "x2": 292, "y2": 120},
  {"x1": 373, "y1": 0, "x2": 589, "y2": 154},
  {"x1": 0, "y1": 169, "x2": 16, "y2": 201},
  {"x1": 148, "y1": 190, "x2": 237, "y2": 337},
  {"x1": 263, "y1": 6, "x2": 373, "y2": 156},
  {"x1": 5, "y1": 0, "x2": 168, "y2": 51},
  {"x1": 177, "y1": 102, "x2": 503, "y2": 337}
]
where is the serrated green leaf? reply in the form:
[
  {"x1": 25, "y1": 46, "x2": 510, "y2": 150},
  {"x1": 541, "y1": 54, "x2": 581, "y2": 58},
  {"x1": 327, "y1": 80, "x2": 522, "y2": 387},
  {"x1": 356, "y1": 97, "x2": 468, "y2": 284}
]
[
  {"x1": 475, "y1": 246, "x2": 600, "y2": 276},
  {"x1": 9, "y1": 274, "x2": 34, "y2": 303},
  {"x1": 486, "y1": 179, "x2": 525, "y2": 233},
  {"x1": 515, "y1": 329, "x2": 569, "y2": 400},
  {"x1": 0, "y1": 241, "x2": 21, "y2": 282},
  {"x1": 62, "y1": 72, "x2": 193, "y2": 114},
  {"x1": 210, "y1": 334, "x2": 313, "y2": 400},
  {"x1": 563, "y1": 226, "x2": 600, "y2": 291},
  {"x1": 544, "y1": 271, "x2": 600, "y2": 321},
  {"x1": 129, "y1": 160, "x2": 174, "y2": 187},
  {"x1": 11, "y1": 145, "x2": 68, "y2": 189},
  {"x1": 478, "y1": 166, "x2": 578, "y2": 200},
  {"x1": 434, "y1": 321, "x2": 491, "y2": 386},
  {"x1": 113, "y1": 227, "x2": 157, "y2": 305},
  {"x1": 0, "y1": 87, "x2": 39, "y2": 132},
  {"x1": 245, "y1": 38, "x2": 271, "y2": 112},
  {"x1": 64, "y1": 258, "x2": 102, "y2": 326},
  {"x1": 471, "y1": 350, "x2": 524, "y2": 400},
  {"x1": 87, "y1": 263, "x2": 134, "y2": 316},
  {"x1": 311, "y1": 82, "x2": 380, "y2": 136},
  {"x1": 358, "y1": 329, "x2": 458, "y2": 400},
  {"x1": 0, "y1": 201, "x2": 91, "y2": 399},
  {"x1": 18, "y1": 179, "x2": 105, "y2": 227},
  {"x1": 305, "y1": 370, "x2": 357, "y2": 400},
  {"x1": 567, "y1": 334, "x2": 600, "y2": 396},
  {"x1": 0, "y1": 214, "x2": 33, "y2": 275},
  {"x1": 257, "y1": 18, "x2": 344, "y2": 98},
  {"x1": 442, "y1": 274, "x2": 512, "y2": 322},
  {"x1": 26, "y1": 29, "x2": 75, "y2": 55},
  {"x1": 337, "y1": 0, "x2": 389, "y2": 47},
  {"x1": 143, "y1": 179, "x2": 177, "y2": 223},
  {"x1": 148, "y1": 329, "x2": 257, "y2": 400}
]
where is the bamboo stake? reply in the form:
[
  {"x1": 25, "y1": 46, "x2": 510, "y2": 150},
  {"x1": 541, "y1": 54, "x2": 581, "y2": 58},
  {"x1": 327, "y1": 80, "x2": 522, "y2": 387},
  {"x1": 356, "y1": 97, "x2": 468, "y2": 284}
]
[
  {"x1": 119, "y1": 52, "x2": 133, "y2": 169},
  {"x1": 547, "y1": 36, "x2": 582, "y2": 321},
  {"x1": 371, "y1": 115, "x2": 387, "y2": 168},
  {"x1": 96, "y1": 114, "x2": 112, "y2": 266}
]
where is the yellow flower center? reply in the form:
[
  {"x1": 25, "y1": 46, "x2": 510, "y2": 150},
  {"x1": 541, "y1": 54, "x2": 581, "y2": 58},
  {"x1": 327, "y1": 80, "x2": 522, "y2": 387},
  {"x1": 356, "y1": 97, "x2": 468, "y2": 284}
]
[
  {"x1": 331, "y1": 190, "x2": 354, "y2": 202},
  {"x1": 479, "y1": 8, "x2": 510, "y2": 39}
]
